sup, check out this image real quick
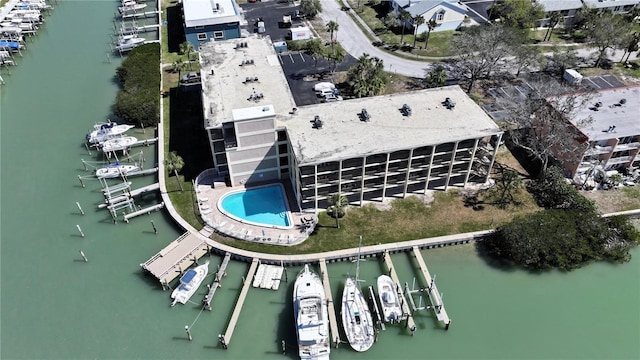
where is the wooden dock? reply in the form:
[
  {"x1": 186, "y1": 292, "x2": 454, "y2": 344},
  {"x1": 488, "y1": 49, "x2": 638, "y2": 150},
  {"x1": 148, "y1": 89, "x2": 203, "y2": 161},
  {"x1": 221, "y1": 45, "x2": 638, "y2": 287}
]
[
  {"x1": 318, "y1": 259, "x2": 341, "y2": 348},
  {"x1": 123, "y1": 202, "x2": 164, "y2": 222},
  {"x1": 203, "y1": 252, "x2": 231, "y2": 311},
  {"x1": 219, "y1": 258, "x2": 259, "y2": 349},
  {"x1": 412, "y1": 246, "x2": 451, "y2": 330},
  {"x1": 382, "y1": 250, "x2": 416, "y2": 333}
]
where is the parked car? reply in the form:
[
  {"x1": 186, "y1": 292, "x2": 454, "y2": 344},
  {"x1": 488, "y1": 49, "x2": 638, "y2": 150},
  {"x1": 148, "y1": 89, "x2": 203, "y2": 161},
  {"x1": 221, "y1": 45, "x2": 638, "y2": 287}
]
[
  {"x1": 322, "y1": 94, "x2": 343, "y2": 103},
  {"x1": 181, "y1": 72, "x2": 201, "y2": 84}
]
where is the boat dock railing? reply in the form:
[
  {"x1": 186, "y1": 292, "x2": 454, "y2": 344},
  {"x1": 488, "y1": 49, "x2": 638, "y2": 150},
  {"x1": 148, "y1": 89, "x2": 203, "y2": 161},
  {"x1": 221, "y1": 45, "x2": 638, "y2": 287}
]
[
  {"x1": 219, "y1": 258, "x2": 259, "y2": 349},
  {"x1": 411, "y1": 246, "x2": 451, "y2": 330},
  {"x1": 203, "y1": 252, "x2": 231, "y2": 311},
  {"x1": 318, "y1": 259, "x2": 341, "y2": 348}
]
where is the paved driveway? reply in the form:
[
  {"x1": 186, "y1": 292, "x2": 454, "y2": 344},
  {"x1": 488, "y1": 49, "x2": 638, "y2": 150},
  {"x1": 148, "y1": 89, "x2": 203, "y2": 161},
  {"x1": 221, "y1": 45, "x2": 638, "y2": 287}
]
[{"x1": 241, "y1": 0, "x2": 303, "y2": 42}]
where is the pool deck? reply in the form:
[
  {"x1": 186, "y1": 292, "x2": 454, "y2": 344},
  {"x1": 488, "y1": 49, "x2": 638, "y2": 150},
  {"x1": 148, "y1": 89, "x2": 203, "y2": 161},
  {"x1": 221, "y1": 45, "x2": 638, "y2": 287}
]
[{"x1": 195, "y1": 172, "x2": 316, "y2": 246}]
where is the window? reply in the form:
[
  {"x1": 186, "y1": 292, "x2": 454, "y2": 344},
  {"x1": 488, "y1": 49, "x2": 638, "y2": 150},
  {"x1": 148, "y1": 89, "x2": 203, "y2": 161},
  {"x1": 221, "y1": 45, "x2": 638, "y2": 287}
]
[
  {"x1": 436, "y1": 10, "x2": 445, "y2": 22},
  {"x1": 195, "y1": 26, "x2": 204, "y2": 30},
  {"x1": 197, "y1": 33, "x2": 207, "y2": 40},
  {"x1": 213, "y1": 31, "x2": 224, "y2": 39}
]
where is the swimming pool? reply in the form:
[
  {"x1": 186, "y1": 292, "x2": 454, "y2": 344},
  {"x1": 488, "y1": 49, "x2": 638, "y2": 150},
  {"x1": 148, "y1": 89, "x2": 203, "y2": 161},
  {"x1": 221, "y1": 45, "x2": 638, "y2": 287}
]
[{"x1": 218, "y1": 184, "x2": 293, "y2": 229}]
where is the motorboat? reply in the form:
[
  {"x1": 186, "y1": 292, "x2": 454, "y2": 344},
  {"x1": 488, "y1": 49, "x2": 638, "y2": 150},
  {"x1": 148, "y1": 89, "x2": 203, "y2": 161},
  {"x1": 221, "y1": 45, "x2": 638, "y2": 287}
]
[
  {"x1": 376, "y1": 275, "x2": 403, "y2": 324},
  {"x1": 95, "y1": 162, "x2": 140, "y2": 179},
  {"x1": 86, "y1": 122, "x2": 134, "y2": 144},
  {"x1": 118, "y1": 1, "x2": 146, "y2": 14},
  {"x1": 171, "y1": 261, "x2": 209, "y2": 307},
  {"x1": 115, "y1": 34, "x2": 145, "y2": 52},
  {"x1": 293, "y1": 264, "x2": 330, "y2": 360},
  {"x1": 101, "y1": 136, "x2": 137, "y2": 153},
  {"x1": 341, "y1": 236, "x2": 374, "y2": 352}
]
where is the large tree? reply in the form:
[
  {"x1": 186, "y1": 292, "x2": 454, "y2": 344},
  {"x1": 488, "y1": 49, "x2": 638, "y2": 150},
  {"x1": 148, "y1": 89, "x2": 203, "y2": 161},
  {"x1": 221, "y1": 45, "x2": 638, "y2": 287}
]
[
  {"x1": 544, "y1": 12, "x2": 563, "y2": 42},
  {"x1": 347, "y1": 53, "x2": 387, "y2": 98},
  {"x1": 300, "y1": 0, "x2": 322, "y2": 19},
  {"x1": 582, "y1": 11, "x2": 634, "y2": 67},
  {"x1": 179, "y1": 41, "x2": 196, "y2": 70},
  {"x1": 512, "y1": 40, "x2": 542, "y2": 77},
  {"x1": 325, "y1": 45, "x2": 346, "y2": 80},
  {"x1": 497, "y1": 80, "x2": 594, "y2": 176},
  {"x1": 489, "y1": 0, "x2": 544, "y2": 29},
  {"x1": 449, "y1": 24, "x2": 518, "y2": 92},
  {"x1": 424, "y1": 65, "x2": 447, "y2": 88},
  {"x1": 327, "y1": 193, "x2": 348, "y2": 228}
]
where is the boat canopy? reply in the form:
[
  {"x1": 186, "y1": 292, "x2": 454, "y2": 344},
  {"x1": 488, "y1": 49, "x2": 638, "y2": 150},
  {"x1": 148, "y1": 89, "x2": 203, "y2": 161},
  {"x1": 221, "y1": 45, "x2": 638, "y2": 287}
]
[{"x1": 180, "y1": 269, "x2": 198, "y2": 283}]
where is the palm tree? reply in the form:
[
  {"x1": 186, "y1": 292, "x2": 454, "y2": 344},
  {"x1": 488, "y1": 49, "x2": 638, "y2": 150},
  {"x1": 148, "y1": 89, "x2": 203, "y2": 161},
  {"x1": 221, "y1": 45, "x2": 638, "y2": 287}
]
[
  {"x1": 424, "y1": 19, "x2": 439, "y2": 49},
  {"x1": 305, "y1": 39, "x2": 324, "y2": 77},
  {"x1": 325, "y1": 45, "x2": 346, "y2": 80},
  {"x1": 544, "y1": 12, "x2": 563, "y2": 42},
  {"x1": 399, "y1": 10, "x2": 411, "y2": 45},
  {"x1": 424, "y1": 65, "x2": 447, "y2": 88},
  {"x1": 164, "y1": 151, "x2": 184, "y2": 191},
  {"x1": 327, "y1": 193, "x2": 348, "y2": 228},
  {"x1": 412, "y1": 15, "x2": 425, "y2": 49},
  {"x1": 326, "y1": 20, "x2": 339, "y2": 44},
  {"x1": 172, "y1": 58, "x2": 187, "y2": 78},
  {"x1": 347, "y1": 53, "x2": 387, "y2": 97},
  {"x1": 179, "y1": 41, "x2": 196, "y2": 70}
]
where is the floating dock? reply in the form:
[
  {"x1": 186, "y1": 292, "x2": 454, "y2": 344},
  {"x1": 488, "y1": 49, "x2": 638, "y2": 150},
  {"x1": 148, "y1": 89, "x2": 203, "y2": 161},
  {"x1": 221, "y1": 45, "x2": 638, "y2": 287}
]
[
  {"x1": 382, "y1": 250, "x2": 415, "y2": 333},
  {"x1": 219, "y1": 258, "x2": 259, "y2": 349},
  {"x1": 318, "y1": 259, "x2": 341, "y2": 348},
  {"x1": 140, "y1": 232, "x2": 211, "y2": 286},
  {"x1": 203, "y1": 252, "x2": 231, "y2": 311},
  {"x1": 252, "y1": 263, "x2": 284, "y2": 290},
  {"x1": 411, "y1": 246, "x2": 451, "y2": 330}
]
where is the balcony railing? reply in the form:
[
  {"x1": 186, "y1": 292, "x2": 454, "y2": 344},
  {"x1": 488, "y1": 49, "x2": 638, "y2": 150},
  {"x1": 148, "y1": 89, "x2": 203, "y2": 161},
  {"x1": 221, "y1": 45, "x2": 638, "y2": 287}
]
[{"x1": 584, "y1": 146, "x2": 612, "y2": 156}]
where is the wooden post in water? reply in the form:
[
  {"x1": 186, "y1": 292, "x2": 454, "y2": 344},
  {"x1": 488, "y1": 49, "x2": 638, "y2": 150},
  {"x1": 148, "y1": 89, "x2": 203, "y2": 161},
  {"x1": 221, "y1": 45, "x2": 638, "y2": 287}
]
[
  {"x1": 76, "y1": 225, "x2": 85, "y2": 237},
  {"x1": 79, "y1": 250, "x2": 88, "y2": 262},
  {"x1": 78, "y1": 175, "x2": 85, "y2": 188},
  {"x1": 185, "y1": 325, "x2": 192, "y2": 341},
  {"x1": 76, "y1": 202, "x2": 84, "y2": 215},
  {"x1": 84, "y1": 143, "x2": 92, "y2": 155},
  {"x1": 150, "y1": 220, "x2": 157, "y2": 234}
]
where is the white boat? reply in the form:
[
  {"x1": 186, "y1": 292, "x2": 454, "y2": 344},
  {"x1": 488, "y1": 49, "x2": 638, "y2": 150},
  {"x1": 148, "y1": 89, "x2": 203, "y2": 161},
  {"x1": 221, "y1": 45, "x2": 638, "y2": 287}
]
[
  {"x1": 86, "y1": 122, "x2": 134, "y2": 144},
  {"x1": 293, "y1": 264, "x2": 330, "y2": 360},
  {"x1": 376, "y1": 275, "x2": 403, "y2": 324},
  {"x1": 95, "y1": 162, "x2": 140, "y2": 179},
  {"x1": 118, "y1": 1, "x2": 146, "y2": 14},
  {"x1": 171, "y1": 261, "x2": 209, "y2": 307},
  {"x1": 115, "y1": 34, "x2": 145, "y2": 52},
  {"x1": 341, "y1": 236, "x2": 374, "y2": 352},
  {"x1": 101, "y1": 136, "x2": 137, "y2": 152}
]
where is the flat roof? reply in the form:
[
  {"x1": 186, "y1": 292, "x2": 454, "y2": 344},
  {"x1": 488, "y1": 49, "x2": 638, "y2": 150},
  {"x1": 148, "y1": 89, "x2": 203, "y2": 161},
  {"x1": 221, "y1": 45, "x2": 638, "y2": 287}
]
[
  {"x1": 537, "y1": 0, "x2": 583, "y2": 12},
  {"x1": 567, "y1": 85, "x2": 640, "y2": 142},
  {"x1": 183, "y1": 0, "x2": 240, "y2": 28},
  {"x1": 280, "y1": 86, "x2": 502, "y2": 165},
  {"x1": 199, "y1": 36, "x2": 296, "y2": 128}
]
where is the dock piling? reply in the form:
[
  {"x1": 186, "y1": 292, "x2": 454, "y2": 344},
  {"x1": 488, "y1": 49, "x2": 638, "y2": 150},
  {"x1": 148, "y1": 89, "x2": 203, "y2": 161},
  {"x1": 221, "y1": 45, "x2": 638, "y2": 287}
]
[
  {"x1": 185, "y1": 325, "x2": 192, "y2": 341},
  {"x1": 78, "y1": 175, "x2": 85, "y2": 188},
  {"x1": 76, "y1": 202, "x2": 84, "y2": 215},
  {"x1": 76, "y1": 225, "x2": 85, "y2": 237},
  {"x1": 150, "y1": 220, "x2": 157, "y2": 234},
  {"x1": 79, "y1": 250, "x2": 88, "y2": 262}
]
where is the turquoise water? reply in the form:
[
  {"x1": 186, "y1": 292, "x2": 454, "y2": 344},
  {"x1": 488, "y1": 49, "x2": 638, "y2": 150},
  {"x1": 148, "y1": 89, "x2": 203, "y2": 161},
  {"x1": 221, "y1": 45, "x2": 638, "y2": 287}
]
[
  {"x1": 220, "y1": 184, "x2": 291, "y2": 227},
  {"x1": 0, "y1": 3, "x2": 638, "y2": 360}
]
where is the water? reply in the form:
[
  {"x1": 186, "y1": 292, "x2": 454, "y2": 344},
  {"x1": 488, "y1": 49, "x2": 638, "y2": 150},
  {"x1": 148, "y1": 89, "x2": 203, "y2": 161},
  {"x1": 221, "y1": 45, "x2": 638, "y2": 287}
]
[
  {"x1": 220, "y1": 184, "x2": 291, "y2": 228},
  {"x1": 1, "y1": 3, "x2": 638, "y2": 360}
]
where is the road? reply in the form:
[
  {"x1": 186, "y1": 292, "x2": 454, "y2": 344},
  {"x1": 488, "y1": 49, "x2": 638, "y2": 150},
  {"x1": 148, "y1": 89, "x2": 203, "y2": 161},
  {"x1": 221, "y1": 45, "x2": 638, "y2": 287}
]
[{"x1": 318, "y1": 0, "x2": 432, "y2": 78}]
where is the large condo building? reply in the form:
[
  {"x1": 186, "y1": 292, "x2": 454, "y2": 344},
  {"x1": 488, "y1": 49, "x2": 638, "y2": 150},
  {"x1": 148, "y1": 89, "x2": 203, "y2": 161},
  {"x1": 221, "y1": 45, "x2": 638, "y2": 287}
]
[{"x1": 198, "y1": 36, "x2": 503, "y2": 210}]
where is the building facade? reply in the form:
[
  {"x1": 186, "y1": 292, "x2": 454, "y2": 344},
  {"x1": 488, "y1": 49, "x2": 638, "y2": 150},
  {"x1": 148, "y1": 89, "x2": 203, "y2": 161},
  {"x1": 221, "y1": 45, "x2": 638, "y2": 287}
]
[
  {"x1": 182, "y1": 0, "x2": 242, "y2": 51},
  {"x1": 393, "y1": 0, "x2": 469, "y2": 32},
  {"x1": 198, "y1": 37, "x2": 503, "y2": 211}
]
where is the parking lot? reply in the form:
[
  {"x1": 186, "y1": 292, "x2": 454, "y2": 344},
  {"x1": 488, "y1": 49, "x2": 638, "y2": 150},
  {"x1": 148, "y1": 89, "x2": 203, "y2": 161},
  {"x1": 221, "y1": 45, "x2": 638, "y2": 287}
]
[{"x1": 241, "y1": 1, "x2": 357, "y2": 106}]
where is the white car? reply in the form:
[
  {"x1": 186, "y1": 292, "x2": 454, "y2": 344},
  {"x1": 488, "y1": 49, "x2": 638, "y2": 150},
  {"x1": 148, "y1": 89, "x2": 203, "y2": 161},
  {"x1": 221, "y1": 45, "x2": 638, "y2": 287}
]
[{"x1": 322, "y1": 94, "x2": 343, "y2": 102}]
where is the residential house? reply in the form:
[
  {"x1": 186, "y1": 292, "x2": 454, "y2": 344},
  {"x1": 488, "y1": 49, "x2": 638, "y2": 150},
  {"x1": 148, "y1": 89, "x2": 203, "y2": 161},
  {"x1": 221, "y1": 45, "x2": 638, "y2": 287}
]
[
  {"x1": 182, "y1": 0, "x2": 243, "y2": 51},
  {"x1": 536, "y1": 0, "x2": 639, "y2": 27},
  {"x1": 392, "y1": 0, "x2": 469, "y2": 33}
]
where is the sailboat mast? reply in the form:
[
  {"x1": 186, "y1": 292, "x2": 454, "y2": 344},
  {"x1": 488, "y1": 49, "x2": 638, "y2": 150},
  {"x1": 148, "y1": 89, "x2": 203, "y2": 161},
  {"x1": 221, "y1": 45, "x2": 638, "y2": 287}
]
[{"x1": 355, "y1": 235, "x2": 362, "y2": 282}]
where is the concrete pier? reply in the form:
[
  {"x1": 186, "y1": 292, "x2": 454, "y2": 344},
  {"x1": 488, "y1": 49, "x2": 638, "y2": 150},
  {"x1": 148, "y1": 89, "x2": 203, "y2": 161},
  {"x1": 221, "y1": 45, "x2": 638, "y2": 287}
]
[
  {"x1": 412, "y1": 246, "x2": 451, "y2": 330},
  {"x1": 219, "y1": 258, "x2": 259, "y2": 349},
  {"x1": 203, "y1": 252, "x2": 231, "y2": 311},
  {"x1": 123, "y1": 202, "x2": 164, "y2": 222},
  {"x1": 382, "y1": 250, "x2": 415, "y2": 333},
  {"x1": 318, "y1": 259, "x2": 341, "y2": 348}
]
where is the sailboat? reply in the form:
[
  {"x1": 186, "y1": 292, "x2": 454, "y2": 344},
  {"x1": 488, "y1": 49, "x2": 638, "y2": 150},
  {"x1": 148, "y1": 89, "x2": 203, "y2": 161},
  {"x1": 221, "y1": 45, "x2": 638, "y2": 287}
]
[{"x1": 341, "y1": 236, "x2": 374, "y2": 352}]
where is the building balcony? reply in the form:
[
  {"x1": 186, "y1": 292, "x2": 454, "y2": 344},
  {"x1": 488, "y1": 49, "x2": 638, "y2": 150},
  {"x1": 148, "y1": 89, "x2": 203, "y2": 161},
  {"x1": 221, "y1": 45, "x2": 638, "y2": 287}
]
[
  {"x1": 584, "y1": 145, "x2": 612, "y2": 156},
  {"x1": 606, "y1": 156, "x2": 633, "y2": 165},
  {"x1": 614, "y1": 142, "x2": 640, "y2": 151}
]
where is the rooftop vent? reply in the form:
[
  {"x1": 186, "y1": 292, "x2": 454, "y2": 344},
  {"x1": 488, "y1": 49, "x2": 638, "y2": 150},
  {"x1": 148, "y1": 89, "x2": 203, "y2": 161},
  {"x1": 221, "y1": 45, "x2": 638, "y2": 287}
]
[
  {"x1": 235, "y1": 42, "x2": 248, "y2": 49},
  {"x1": 312, "y1": 115, "x2": 323, "y2": 129},
  {"x1": 620, "y1": 98, "x2": 626, "y2": 104},
  {"x1": 248, "y1": 89, "x2": 263, "y2": 102},
  {"x1": 443, "y1": 97, "x2": 456, "y2": 110},
  {"x1": 239, "y1": 59, "x2": 254, "y2": 66},
  {"x1": 359, "y1": 108, "x2": 370, "y2": 122},
  {"x1": 243, "y1": 76, "x2": 259, "y2": 84},
  {"x1": 401, "y1": 104, "x2": 412, "y2": 117}
]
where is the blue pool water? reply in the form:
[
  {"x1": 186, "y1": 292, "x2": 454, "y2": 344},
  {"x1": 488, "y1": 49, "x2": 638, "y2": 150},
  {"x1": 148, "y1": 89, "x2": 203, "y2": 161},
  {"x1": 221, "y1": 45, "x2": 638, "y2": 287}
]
[{"x1": 219, "y1": 185, "x2": 291, "y2": 228}]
